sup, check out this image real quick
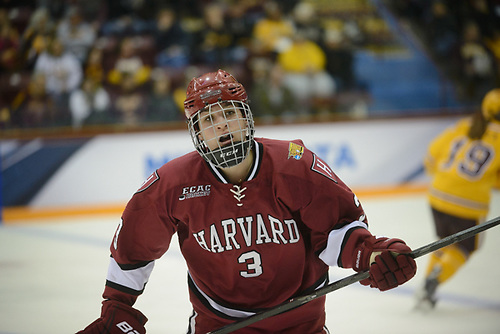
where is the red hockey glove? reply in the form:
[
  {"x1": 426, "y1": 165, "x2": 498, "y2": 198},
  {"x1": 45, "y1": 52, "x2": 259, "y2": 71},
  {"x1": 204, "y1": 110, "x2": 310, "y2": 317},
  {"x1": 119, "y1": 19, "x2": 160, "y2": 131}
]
[
  {"x1": 77, "y1": 300, "x2": 147, "y2": 334},
  {"x1": 353, "y1": 236, "x2": 416, "y2": 291}
]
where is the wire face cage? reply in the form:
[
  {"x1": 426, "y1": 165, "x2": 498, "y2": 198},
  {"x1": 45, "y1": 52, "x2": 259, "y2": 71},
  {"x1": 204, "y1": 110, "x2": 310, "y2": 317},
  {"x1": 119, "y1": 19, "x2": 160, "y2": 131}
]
[{"x1": 188, "y1": 100, "x2": 254, "y2": 168}]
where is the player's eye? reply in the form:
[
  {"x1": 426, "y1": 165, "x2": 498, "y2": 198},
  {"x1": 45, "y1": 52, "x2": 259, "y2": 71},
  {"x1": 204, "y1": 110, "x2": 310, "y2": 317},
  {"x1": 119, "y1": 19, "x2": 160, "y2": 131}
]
[{"x1": 224, "y1": 109, "x2": 236, "y2": 118}]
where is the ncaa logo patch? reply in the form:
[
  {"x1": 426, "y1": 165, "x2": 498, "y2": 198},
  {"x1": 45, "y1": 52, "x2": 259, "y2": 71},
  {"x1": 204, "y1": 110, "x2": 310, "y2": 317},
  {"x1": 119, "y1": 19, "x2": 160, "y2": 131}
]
[{"x1": 288, "y1": 142, "x2": 304, "y2": 160}]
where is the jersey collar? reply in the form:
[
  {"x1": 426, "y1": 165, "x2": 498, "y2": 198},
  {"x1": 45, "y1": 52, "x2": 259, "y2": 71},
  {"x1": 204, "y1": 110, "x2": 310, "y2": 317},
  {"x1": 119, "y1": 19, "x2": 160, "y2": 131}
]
[{"x1": 208, "y1": 140, "x2": 262, "y2": 184}]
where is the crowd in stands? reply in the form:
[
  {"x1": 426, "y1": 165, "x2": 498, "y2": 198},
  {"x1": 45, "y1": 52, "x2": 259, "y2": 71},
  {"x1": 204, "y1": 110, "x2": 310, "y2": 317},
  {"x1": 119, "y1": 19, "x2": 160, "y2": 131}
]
[
  {"x1": 0, "y1": 0, "x2": 498, "y2": 132},
  {"x1": 0, "y1": 0, "x2": 380, "y2": 131},
  {"x1": 387, "y1": 0, "x2": 500, "y2": 102}
]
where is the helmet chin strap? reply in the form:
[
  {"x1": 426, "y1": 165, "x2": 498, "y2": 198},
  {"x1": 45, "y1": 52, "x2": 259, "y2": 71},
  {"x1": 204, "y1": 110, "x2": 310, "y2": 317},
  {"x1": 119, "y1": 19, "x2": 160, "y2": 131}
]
[{"x1": 205, "y1": 139, "x2": 252, "y2": 168}]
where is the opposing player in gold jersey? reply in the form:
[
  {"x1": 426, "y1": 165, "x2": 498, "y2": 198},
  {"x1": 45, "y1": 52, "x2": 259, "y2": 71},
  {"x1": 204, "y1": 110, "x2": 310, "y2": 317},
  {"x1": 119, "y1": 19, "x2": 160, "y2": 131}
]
[{"x1": 416, "y1": 88, "x2": 500, "y2": 309}]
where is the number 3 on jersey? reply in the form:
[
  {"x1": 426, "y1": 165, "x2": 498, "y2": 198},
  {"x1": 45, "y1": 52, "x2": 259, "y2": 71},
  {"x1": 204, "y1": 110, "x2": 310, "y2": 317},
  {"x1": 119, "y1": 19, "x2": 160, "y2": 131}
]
[{"x1": 238, "y1": 251, "x2": 263, "y2": 278}]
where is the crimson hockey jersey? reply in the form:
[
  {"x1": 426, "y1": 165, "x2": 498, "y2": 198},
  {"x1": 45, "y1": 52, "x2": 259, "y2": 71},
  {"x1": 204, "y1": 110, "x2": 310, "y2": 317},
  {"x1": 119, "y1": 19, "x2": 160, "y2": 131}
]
[{"x1": 105, "y1": 137, "x2": 369, "y2": 333}]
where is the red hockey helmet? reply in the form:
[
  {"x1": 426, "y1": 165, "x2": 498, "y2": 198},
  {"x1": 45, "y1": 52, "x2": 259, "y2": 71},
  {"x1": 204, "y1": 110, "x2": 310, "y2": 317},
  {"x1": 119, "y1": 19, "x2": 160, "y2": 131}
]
[
  {"x1": 184, "y1": 69, "x2": 248, "y2": 120},
  {"x1": 184, "y1": 70, "x2": 255, "y2": 168}
]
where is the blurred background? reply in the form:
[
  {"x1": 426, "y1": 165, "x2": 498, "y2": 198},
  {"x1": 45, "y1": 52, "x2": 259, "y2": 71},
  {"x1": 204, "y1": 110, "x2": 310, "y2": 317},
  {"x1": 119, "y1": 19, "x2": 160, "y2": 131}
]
[
  {"x1": 0, "y1": 0, "x2": 499, "y2": 214},
  {"x1": 0, "y1": 0, "x2": 498, "y2": 132}
]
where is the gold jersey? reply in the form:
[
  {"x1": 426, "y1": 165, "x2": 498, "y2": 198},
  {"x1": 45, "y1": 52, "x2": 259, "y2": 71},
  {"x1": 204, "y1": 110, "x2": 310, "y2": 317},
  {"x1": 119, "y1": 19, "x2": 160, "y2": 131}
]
[{"x1": 425, "y1": 117, "x2": 500, "y2": 219}]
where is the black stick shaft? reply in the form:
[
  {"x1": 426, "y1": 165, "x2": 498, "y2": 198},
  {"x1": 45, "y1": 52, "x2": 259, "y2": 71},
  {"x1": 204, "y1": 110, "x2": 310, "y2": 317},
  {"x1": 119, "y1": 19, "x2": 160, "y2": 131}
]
[
  {"x1": 410, "y1": 215, "x2": 500, "y2": 258},
  {"x1": 209, "y1": 216, "x2": 500, "y2": 334}
]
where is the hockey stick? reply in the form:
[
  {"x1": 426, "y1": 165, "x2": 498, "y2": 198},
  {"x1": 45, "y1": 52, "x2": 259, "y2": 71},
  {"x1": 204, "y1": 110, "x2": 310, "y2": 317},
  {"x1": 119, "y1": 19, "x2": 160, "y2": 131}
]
[{"x1": 208, "y1": 215, "x2": 500, "y2": 334}]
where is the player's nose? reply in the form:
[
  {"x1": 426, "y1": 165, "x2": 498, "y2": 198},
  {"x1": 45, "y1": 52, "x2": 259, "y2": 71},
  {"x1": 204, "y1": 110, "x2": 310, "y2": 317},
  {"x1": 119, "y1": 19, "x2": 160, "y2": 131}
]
[{"x1": 214, "y1": 117, "x2": 228, "y2": 130}]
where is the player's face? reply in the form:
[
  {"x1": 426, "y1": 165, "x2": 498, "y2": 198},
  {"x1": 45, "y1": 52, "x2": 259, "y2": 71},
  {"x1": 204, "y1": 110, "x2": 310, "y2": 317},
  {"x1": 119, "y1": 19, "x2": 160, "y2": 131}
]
[{"x1": 197, "y1": 102, "x2": 247, "y2": 151}]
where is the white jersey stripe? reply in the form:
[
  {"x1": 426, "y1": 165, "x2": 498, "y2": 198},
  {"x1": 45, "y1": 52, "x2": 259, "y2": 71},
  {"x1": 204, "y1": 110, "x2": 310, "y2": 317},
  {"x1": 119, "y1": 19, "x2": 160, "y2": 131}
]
[
  {"x1": 189, "y1": 271, "x2": 328, "y2": 320},
  {"x1": 187, "y1": 310, "x2": 198, "y2": 334},
  {"x1": 106, "y1": 257, "x2": 155, "y2": 292},
  {"x1": 189, "y1": 272, "x2": 257, "y2": 318},
  {"x1": 318, "y1": 221, "x2": 368, "y2": 267}
]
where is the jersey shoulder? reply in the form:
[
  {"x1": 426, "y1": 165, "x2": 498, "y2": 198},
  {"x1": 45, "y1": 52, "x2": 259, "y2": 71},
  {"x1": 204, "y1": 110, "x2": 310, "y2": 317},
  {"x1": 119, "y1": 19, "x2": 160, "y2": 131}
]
[
  {"x1": 157, "y1": 151, "x2": 202, "y2": 176},
  {"x1": 443, "y1": 118, "x2": 471, "y2": 137},
  {"x1": 256, "y1": 137, "x2": 339, "y2": 183},
  {"x1": 256, "y1": 137, "x2": 305, "y2": 158},
  {"x1": 485, "y1": 122, "x2": 500, "y2": 141},
  {"x1": 256, "y1": 137, "x2": 308, "y2": 168},
  {"x1": 429, "y1": 118, "x2": 470, "y2": 149},
  {"x1": 135, "y1": 151, "x2": 203, "y2": 194}
]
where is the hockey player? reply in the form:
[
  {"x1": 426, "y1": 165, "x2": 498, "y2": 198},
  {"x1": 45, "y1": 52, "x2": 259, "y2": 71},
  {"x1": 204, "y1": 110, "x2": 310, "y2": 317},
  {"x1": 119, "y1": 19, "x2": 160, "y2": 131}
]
[
  {"x1": 416, "y1": 88, "x2": 500, "y2": 309},
  {"x1": 77, "y1": 69, "x2": 416, "y2": 333}
]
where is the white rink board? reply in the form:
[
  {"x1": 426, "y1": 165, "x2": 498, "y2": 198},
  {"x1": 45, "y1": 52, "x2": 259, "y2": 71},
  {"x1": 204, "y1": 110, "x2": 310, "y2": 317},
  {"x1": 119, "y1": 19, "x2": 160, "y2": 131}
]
[
  {"x1": 0, "y1": 192, "x2": 499, "y2": 333},
  {"x1": 30, "y1": 117, "x2": 458, "y2": 208}
]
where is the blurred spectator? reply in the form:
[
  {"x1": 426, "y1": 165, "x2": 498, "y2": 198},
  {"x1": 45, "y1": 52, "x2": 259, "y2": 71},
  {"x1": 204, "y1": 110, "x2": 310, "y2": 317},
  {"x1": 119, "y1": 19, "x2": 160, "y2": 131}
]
[
  {"x1": 321, "y1": 29, "x2": 356, "y2": 92},
  {"x1": 1, "y1": 0, "x2": 33, "y2": 10},
  {"x1": 252, "y1": 1, "x2": 294, "y2": 55},
  {"x1": 107, "y1": 36, "x2": 151, "y2": 88},
  {"x1": 425, "y1": 1, "x2": 459, "y2": 61},
  {"x1": 0, "y1": 9, "x2": 21, "y2": 71},
  {"x1": 36, "y1": 0, "x2": 69, "y2": 21},
  {"x1": 33, "y1": 35, "x2": 82, "y2": 110},
  {"x1": 275, "y1": 0, "x2": 302, "y2": 14},
  {"x1": 484, "y1": 29, "x2": 500, "y2": 85},
  {"x1": 9, "y1": 73, "x2": 57, "y2": 128},
  {"x1": 360, "y1": 14, "x2": 394, "y2": 48},
  {"x1": 191, "y1": 3, "x2": 242, "y2": 66},
  {"x1": 457, "y1": 21, "x2": 497, "y2": 100},
  {"x1": 110, "y1": 74, "x2": 147, "y2": 125},
  {"x1": 153, "y1": 6, "x2": 191, "y2": 68},
  {"x1": 69, "y1": 76, "x2": 111, "y2": 128},
  {"x1": 385, "y1": 0, "x2": 425, "y2": 21},
  {"x1": 226, "y1": 1, "x2": 258, "y2": 50},
  {"x1": 490, "y1": 1, "x2": 500, "y2": 32},
  {"x1": 84, "y1": 46, "x2": 105, "y2": 84},
  {"x1": 292, "y1": 2, "x2": 323, "y2": 44},
  {"x1": 100, "y1": 0, "x2": 153, "y2": 37},
  {"x1": 465, "y1": 0, "x2": 497, "y2": 40},
  {"x1": 56, "y1": 6, "x2": 97, "y2": 63},
  {"x1": 277, "y1": 32, "x2": 336, "y2": 112},
  {"x1": 342, "y1": 19, "x2": 365, "y2": 48},
  {"x1": 74, "y1": 0, "x2": 106, "y2": 25},
  {"x1": 19, "y1": 7, "x2": 56, "y2": 68},
  {"x1": 249, "y1": 60, "x2": 300, "y2": 123},
  {"x1": 0, "y1": 106, "x2": 9, "y2": 129},
  {"x1": 146, "y1": 68, "x2": 182, "y2": 122},
  {"x1": 172, "y1": 65, "x2": 201, "y2": 111}
]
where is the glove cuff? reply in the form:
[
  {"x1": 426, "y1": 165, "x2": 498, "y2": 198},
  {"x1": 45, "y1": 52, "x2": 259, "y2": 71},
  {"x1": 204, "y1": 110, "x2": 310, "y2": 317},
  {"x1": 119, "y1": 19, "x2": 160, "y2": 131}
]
[
  {"x1": 102, "y1": 300, "x2": 148, "y2": 327},
  {"x1": 339, "y1": 228, "x2": 373, "y2": 270}
]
